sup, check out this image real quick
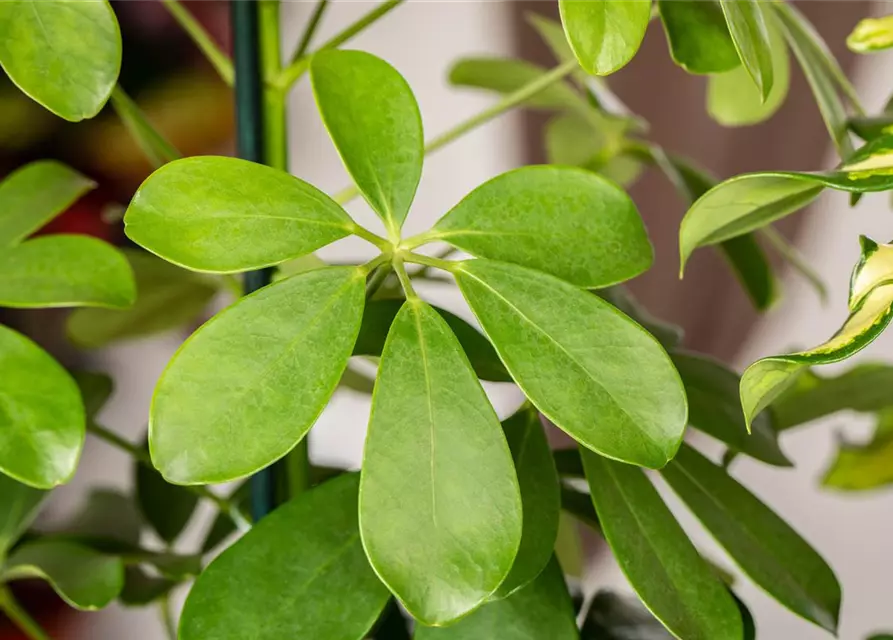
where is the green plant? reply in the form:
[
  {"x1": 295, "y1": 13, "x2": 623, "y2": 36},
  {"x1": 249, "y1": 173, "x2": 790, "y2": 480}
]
[{"x1": 2, "y1": 1, "x2": 893, "y2": 638}]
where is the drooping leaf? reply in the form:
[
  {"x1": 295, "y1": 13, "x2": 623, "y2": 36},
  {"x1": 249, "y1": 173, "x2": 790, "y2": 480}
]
[
  {"x1": 0, "y1": 235, "x2": 135, "y2": 309},
  {"x1": 360, "y1": 300, "x2": 522, "y2": 625},
  {"x1": 662, "y1": 444, "x2": 841, "y2": 632},
  {"x1": 494, "y1": 407, "x2": 560, "y2": 599},
  {"x1": 0, "y1": 0, "x2": 121, "y2": 121},
  {"x1": 558, "y1": 0, "x2": 651, "y2": 76},
  {"x1": 581, "y1": 449, "x2": 742, "y2": 638},
  {"x1": 433, "y1": 166, "x2": 652, "y2": 288},
  {"x1": 672, "y1": 352, "x2": 790, "y2": 466},
  {"x1": 708, "y1": 13, "x2": 790, "y2": 126},
  {"x1": 0, "y1": 474, "x2": 46, "y2": 557},
  {"x1": 150, "y1": 267, "x2": 365, "y2": 484},
  {"x1": 109, "y1": 86, "x2": 180, "y2": 169},
  {"x1": 180, "y1": 474, "x2": 389, "y2": 640},
  {"x1": 353, "y1": 298, "x2": 511, "y2": 382},
  {"x1": 822, "y1": 410, "x2": 893, "y2": 492},
  {"x1": 658, "y1": 0, "x2": 740, "y2": 74},
  {"x1": 135, "y1": 442, "x2": 199, "y2": 544},
  {"x1": 0, "y1": 161, "x2": 95, "y2": 247},
  {"x1": 124, "y1": 156, "x2": 353, "y2": 273},
  {"x1": 597, "y1": 287, "x2": 684, "y2": 350},
  {"x1": 310, "y1": 49, "x2": 422, "y2": 233},
  {"x1": 719, "y1": 0, "x2": 774, "y2": 99},
  {"x1": 414, "y1": 557, "x2": 577, "y2": 640},
  {"x1": 848, "y1": 16, "x2": 893, "y2": 54},
  {"x1": 67, "y1": 249, "x2": 218, "y2": 348},
  {"x1": 580, "y1": 590, "x2": 673, "y2": 639},
  {"x1": 455, "y1": 260, "x2": 688, "y2": 469},
  {"x1": 1, "y1": 540, "x2": 124, "y2": 610},
  {"x1": 0, "y1": 324, "x2": 84, "y2": 488}
]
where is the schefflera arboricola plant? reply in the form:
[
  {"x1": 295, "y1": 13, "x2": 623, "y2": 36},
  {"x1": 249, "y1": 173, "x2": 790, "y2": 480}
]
[{"x1": 122, "y1": 49, "x2": 688, "y2": 634}]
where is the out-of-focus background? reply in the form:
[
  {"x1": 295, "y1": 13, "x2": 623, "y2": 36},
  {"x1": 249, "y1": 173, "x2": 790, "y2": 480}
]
[{"x1": 2, "y1": 1, "x2": 892, "y2": 638}]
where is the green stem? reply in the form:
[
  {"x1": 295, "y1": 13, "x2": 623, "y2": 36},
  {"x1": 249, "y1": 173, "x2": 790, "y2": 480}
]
[
  {"x1": 352, "y1": 224, "x2": 392, "y2": 251},
  {"x1": 333, "y1": 57, "x2": 579, "y2": 204},
  {"x1": 403, "y1": 251, "x2": 458, "y2": 273},
  {"x1": 161, "y1": 0, "x2": 234, "y2": 86},
  {"x1": 291, "y1": 0, "x2": 329, "y2": 61},
  {"x1": 276, "y1": 0, "x2": 405, "y2": 89},
  {"x1": 393, "y1": 259, "x2": 417, "y2": 299},
  {"x1": 0, "y1": 587, "x2": 51, "y2": 640},
  {"x1": 409, "y1": 246, "x2": 457, "y2": 277}
]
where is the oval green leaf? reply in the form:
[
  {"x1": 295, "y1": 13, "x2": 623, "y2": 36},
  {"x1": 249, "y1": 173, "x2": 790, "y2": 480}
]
[
  {"x1": 360, "y1": 300, "x2": 522, "y2": 625},
  {"x1": 494, "y1": 407, "x2": 561, "y2": 599},
  {"x1": 124, "y1": 156, "x2": 353, "y2": 273},
  {"x1": 558, "y1": 0, "x2": 651, "y2": 76},
  {"x1": 150, "y1": 267, "x2": 365, "y2": 484},
  {"x1": 310, "y1": 49, "x2": 423, "y2": 234},
  {"x1": 581, "y1": 449, "x2": 743, "y2": 639},
  {"x1": 0, "y1": 325, "x2": 84, "y2": 488},
  {"x1": 181, "y1": 474, "x2": 388, "y2": 640},
  {"x1": 662, "y1": 444, "x2": 841, "y2": 632},
  {"x1": 0, "y1": 235, "x2": 135, "y2": 309},
  {"x1": 658, "y1": 0, "x2": 740, "y2": 74},
  {"x1": 0, "y1": 160, "x2": 95, "y2": 247},
  {"x1": 2, "y1": 540, "x2": 123, "y2": 610},
  {"x1": 0, "y1": 473, "x2": 45, "y2": 558},
  {"x1": 0, "y1": 0, "x2": 121, "y2": 121},
  {"x1": 433, "y1": 166, "x2": 652, "y2": 288},
  {"x1": 719, "y1": 0, "x2": 774, "y2": 99},
  {"x1": 455, "y1": 260, "x2": 687, "y2": 469},
  {"x1": 414, "y1": 557, "x2": 577, "y2": 640}
]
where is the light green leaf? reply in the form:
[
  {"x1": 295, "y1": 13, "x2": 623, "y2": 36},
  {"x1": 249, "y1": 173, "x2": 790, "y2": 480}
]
[
  {"x1": 2, "y1": 540, "x2": 123, "y2": 610},
  {"x1": 662, "y1": 444, "x2": 841, "y2": 632},
  {"x1": 494, "y1": 407, "x2": 560, "y2": 599},
  {"x1": 581, "y1": 449, "x2": 742, "y2": 639},
  {"x1": 0, "y1": 160, "x2": 95, "y2": 247},
  {"x1": 110, "y1": 86, "x2": 180, "y2": 169},
  {"x1": 434, "y1": 166, "x2": 652, "y2": 288},
  {"x1": 310, "y1": 49, "x2": 422, "y2": 234},
  {"x1": 135, "y1": 443, "x2": 198, "y2": 544},
  {"x1": 360, "y1": 300, "x2": 521, "y2": 625},
  {"x1": 182, "y1": 474, "x2": 388, "y2": 640},
  {"x1": 414, "y1": 557, "x2": 577, "y2": 640},
  {"x1": 822, "y1": 411, "x2": 893, "y2": 492},
  {"x1": 353, "y1": 298, "x2": 511, "y2": 382},
  {"x1": 708, "y1": 13, "x2": 789, "y2": 126},
  {"x1": 0, "y1": 0, "x2": 121, "y2": 121},
  {"x1": 719, "y1": 0, "x2": 774, "y2": 99},
  {"x1": 124, "y1": 156, "x2": 353, "y2": 273},
  {"x1": 848, "y1": 16, "x2": 893, "y2": 54},
  {"x1": 544, "y1": 114, "x2": 639, "y2": 186},
  {"x1": 848, "y1": 236, "x2": 893, "y2": 310},
  {"x1": 0, "y1": 324, "x2": 84, "y2": 488},
  {"x1": 455, "y1": 260, "x2": 687, "y2": 469},
  {"x1": 67, "y1": 249, "x2": 218, "y2": 348},
  {"x1": 597, "y1": 286, "x2": 684, "y2": 350},
  {"x1": 580, "y1": 590, "x2": 673, "y2": 639},
  {"x1": 0, "y1": 235, "x2": 135, "y2": 309},
  {"x1": 0, "y1": 474, "x2": 45, "y2": 557},
  {"x1": 672, "y1": 352, "x2": 790, "y2": 466},
  {"x1": 658, "y1": 0, "x2": 740, "y2": 74},
  {"x1": 150, "y1": 267, "x2": 365, "y2": 484},
  {"x1": 558, "y1": 0, "x2": 651, "y2": 76}
]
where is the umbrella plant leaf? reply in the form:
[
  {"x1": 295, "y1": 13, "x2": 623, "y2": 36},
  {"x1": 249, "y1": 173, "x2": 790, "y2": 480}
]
[
  {"x1": 0, "y1": 474, "x2": 46, "y2": 558},
  {"x1": 558, "y1": 0, "x2": 651, "y2": 76},
  {"x1": 719, "y1": 0, "x2": 774, "y2": 99},
  {"x1": 658, "y1": 0, "x2": 740, "y2": 74}
]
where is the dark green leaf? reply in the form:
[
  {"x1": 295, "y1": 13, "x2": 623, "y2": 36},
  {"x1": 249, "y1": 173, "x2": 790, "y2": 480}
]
[
  {"x1": 72, "y1": 371, "x2": 113, "y2": 419},
  {"x1": 150, "y1": 267, "x2": 365, "y2": 484},
  {"x1": 124, "y1": 156, "x2": 353, "y2": 273},
  {"x1": 822, "y1": 411, "x2": 893, "y2": 492},
  {"x1": 580, "y1": 590, "x2": 672, "y2": 639},
  {"x1": 0, "y1": 161, "x2": 95, "y2": 247},
  {"x1": 135, "y1": 442, "x2": 198, "y2": 544},
  {"x1": 560, "y1": 484, "x2": 600, "y2": 532},
  {"x1": 0, "y1": 474, "x2": 46, "y2": 557},
  {"x1": 0, "y1": 324, "x2": 84, "y2": 488},
  {"x1": 360, "y1": 300, "x2": 522, "y2": 625},
  {"x1": 719, "y1": 0, "x2": 774, "y2": 99},
  {"x1": 662, "y1": 444, "x2": 840, "y2": 632},
  {"x1": 558, "y1": 0, "x2": 651, "y2": 76},
  {"x1": 118, "y1": 566, "x2": 175, "y2": 607},
  {"x1": 64, "y1": 489, "x2": 143, "y2": 549},
  {"x1": 581, "y1": 449, "x2": 742, "y2": 639},
  {"x1": 414, "y1": 557, "x2": 578, "y2": 639},
  {"x1": 455, "y1": 260, "x2": 688, "y2": 469},
  {"x1": 310, "y1": 49, "x2": 422, "y2": 233},
  {"x1": 180, "y1": 474, "x2": 389, "y2": 640},
  {"x1": 433, "y1": 166, "x2": 652, "y2": 288},
  {"x1": 849, "y1": 115, "x2": 893, "y2": 142},
  {"x1": 110, "y1": 86, "x2": 180, "y2": 169},
  {"x1": 0, "y1": 0, "x2": 121, "y2": 121},
  {"x1": 658, "y1": 0, "x2": 740, "y2": 74}
]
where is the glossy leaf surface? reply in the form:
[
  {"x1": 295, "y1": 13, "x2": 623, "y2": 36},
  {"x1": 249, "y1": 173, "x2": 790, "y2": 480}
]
[
  {"x1": 124, "y1": 156, "x2": 352, "y2": 273},
  {"x1": 581, "y1": 449, "x2": 742, "y2": 639},
  {"x1": 720, "y1": 0, "x2": 774, "y2": 99},
  {"x1": 0, "y1": 0, "x2": 121, "y2": 121},
  {"x1": 658, "y1": 0, "x2": 739, "y2": 74},
  {"x1": 311, "y1": 50, "x2": 422, "y2": 233},
  {"x1": 558, "y1": 0, "x2": 651, "y2": 76},
  {"x1": 360, "y1": 300, "x2": 522, "y2": 625},
  {"x1": 456, "y1": 260, "x2": 687, "y2": 469},
  {"x1": 433, "y1": 166, "x2": 652, "y2": 288},
  {"x1": 662, "y1": 444, "x2": 840, "y2": 632},
  {"x1": 0, "y1": 474, "x2": 45, "y2": 557},
  {"x1": 150, "y1": 267, "x2": 364, "y2": 484},
  {"x1": 181, "y1": 474, "x2": 388, "y2": 640}
]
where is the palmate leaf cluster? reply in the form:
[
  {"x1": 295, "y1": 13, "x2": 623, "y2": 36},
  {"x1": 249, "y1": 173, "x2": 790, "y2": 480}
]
[{"x1": 1, "y1": 1, "x2": 893, "y2": 639}]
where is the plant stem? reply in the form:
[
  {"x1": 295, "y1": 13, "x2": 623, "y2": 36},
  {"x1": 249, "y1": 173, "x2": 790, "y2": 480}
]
[
  {"x1": 352, "y1": 224, "x2": 392, "y2": 251},
  {"x1": 161, "y1": 0, "x2": 234, "y2": 86},
  {"x1": 158, "y1": 594, "x2": 177, "y2": 640},
  {"x1": 0, "y1": 587, "x2": 51, "y2": 640},
  {"x1": 403, "y1": 251, "x2": 457, "y2": 273},
  {"x1": 291, "y1": 0, "x2": 329, "y2": 61},
  {"x1": 333, "y1": 57, "x2": 579, "y2": 204},
  {"x1": 276, "y1": 0, "x2": 405, "y2": 89},
  {"x1": 393, "y1": 259, "x2": 417, "y2": 299}
]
